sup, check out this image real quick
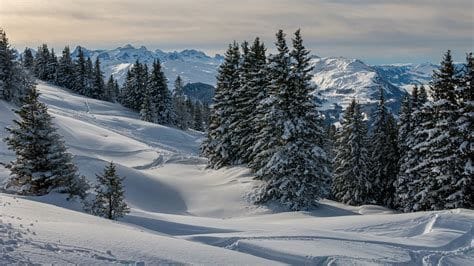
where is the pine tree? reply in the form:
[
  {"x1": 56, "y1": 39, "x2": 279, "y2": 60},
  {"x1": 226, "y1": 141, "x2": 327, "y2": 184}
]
[
  {"x1": 202, "y1": 42, "x2": 240, "y2": 168},
  {"x1": 47, "y1": 48, "x2": 58, "y2": 82},
  {"x1": 332, "y1": 100, "x2": 371, "y2": 205},
  {"x1": 173, "y1": 75, "x2": 188, "y2": 129},
  {"x1": 22, "y1": 48, "x2": 34, "y2": 71},
  {"x1": 84, "y1": 57, "x2": 94, "y2": 96},
  {"x1": 185, "y1": 97, "x2": 195, "y2": 129},
  {"x1": 148, "y1": 60, "x2": 174, "y2": 125},
  {"x1": 56, "y1": 46, "x2": 75, "y2": 89},
  {"x1": 140, "y1": 93, "x2": 155, "y2": 122},
  {"x1": 368, "y1": 88, "x2": 399, "y2": 207},
  {"x1": 254, "y1": 30, "x2": 330, "y2": 210},
  {"x1": 397, "y1": 91, "x2": 412, "y2": 161},
  {"x1": 449, "y1": 52, "x2": 473, "y2": 209},
  {"x1": 88, "y1": 162, "x2": 129, "y2": 220},
  {"x1": 105, "y1": 75, "x2": 117, "y2": 102},
  {"x1": 193, "y1": 101, "x2": 204, "y2": 131},
  {"x1": 4, "y1": 88, "x2": 89, "y2": 198},
  {"x1": 73, "y1": 47, "x2": 87, "y2": 94},
  {"x1": 121, "y1": 60, "x2": 147, "y2": 111},
  {"x1": 90, "y1": 58, "x2": 105, "y2": 100},
  {"x1": 232, "y1": 38, "x2": 268, "y2": 164},
  {"x1": 34, "y1": 44, "x2": 50, "y2": 80},
  {"x1": 0, "y1": 29, "x2": 34, "y2": 103}
]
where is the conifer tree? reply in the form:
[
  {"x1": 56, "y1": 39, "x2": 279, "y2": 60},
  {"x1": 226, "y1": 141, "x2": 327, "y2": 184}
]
[
  {"x1": 397, "y1": 92, "x2": 412, "y2": 161},
  {"x1": 193, "y1": 101, "x2": 204, "y2": 131},
  {"x1": 47, "y1": 48, "x2": 58, "y2": 82},
  {"x1": 90, "y1": 58, "x2": 105, "y2": 100},
  {"x1": 56, "y1": 46, "x2": 75, "y2": 89},
  {"x1": 368, "y1": 89, "x2": 399, "y2": 207},
  {"x1": 105, "y1": 75, "x2": 117, "y2": 102},
  {"x1": 0, "y1": 29, "x2": 34, "y2": 103},
  {"x1": 449, "y1": 52, "x2": 473, "y2": 209},
  {"x1": 173, "y1": 75, "x2": 188, "y2": 129},
  {"x1": 22, "y1": 48, "x2": 34, "y2": 71},
  {"x1": 84, "y1": 57, "x2": 94, "y2": 95},
  {"x1": 88, "y1": 162, "x2": 129, "y2": 220},
  {"x1": 73, "y1": 47, "x2": 87, "y2": 94},
  {"x1": 4, "y1": 88, "x2": 89, "y2": 198},
  {"x1": 254, "y1": 30, "x2": 330, "y2": 210},
  {"x1": 332, "y1": 100, "x2": 371, "y2": 205},
  {"x1": 140, "y1": 93, "x2": 155, "y2": 122},
  {"x1": 202, "y1": 42, "x2": 240, "y2": 168},
  {"x1": 34, "y1": 44, "x2": 50, "y2": 80},
  {"x1": 148, "y1": 60, "x2": 174, "y2": 125},
  {"x1": 121, "y1": 60, "x2": 146, "y2": 111}
]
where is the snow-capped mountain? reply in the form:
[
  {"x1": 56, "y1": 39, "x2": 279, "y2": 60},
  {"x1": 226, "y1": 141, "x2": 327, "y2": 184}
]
[
  {"x1": 69, "y1": 44, "x2": 447, "y2": 122},
  {"x1": 71, "y1": 44, "x2": 223, "y2": 87}
]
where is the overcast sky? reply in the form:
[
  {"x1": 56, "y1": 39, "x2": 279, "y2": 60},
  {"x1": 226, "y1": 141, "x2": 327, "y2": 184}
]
[{"x1": 1, "y1": 0, "x2": 472, "y2": 64}]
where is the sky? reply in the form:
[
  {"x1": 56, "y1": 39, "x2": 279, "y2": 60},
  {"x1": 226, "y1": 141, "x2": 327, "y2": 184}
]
[{"x1": 0, "y1": 0, "x2": 472, "y2": 64}]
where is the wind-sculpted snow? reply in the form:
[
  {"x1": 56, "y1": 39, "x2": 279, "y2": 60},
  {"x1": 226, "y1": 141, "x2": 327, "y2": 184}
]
[{"x1": 0, "y1": 82, "x2": 472, "y2": 264}]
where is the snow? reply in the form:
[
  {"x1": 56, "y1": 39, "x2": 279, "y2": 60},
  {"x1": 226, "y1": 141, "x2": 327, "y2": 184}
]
[{"x1": 1, "y1": 82, "x2": 473, "y2": 264}]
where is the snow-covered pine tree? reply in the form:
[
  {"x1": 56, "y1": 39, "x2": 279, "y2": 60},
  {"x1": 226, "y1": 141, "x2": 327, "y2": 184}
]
[
  {"x1": 148, "y1": 60, "x2": 174, "y2": 125},
  {"x1": 332, "y1": 99, "x2": 371, "y2": 205},
  {"x1": 140, "y1": 93, "x2": 155, "y2": 122},
  {"x1": 172, "y1": 75, "x2": 188, "y2": 129},
  {"x1": 368, "y1": 88, "x2": 399, "y2": 207},
  {"x1": 395, "y1": 85, "x2": 430, "y2": 211},
  {"x1": 193, "y1": 101, "x2": 204, "y2": 131},
  {"x1": 22, "y1": 48, "x2": 34, "y2": 71},
  {"x1": 0, "y1": 29, "x2": 34, "y2": 103},
  {"x1": 254, "y1": 29, "x2": 330, "y2": 210},
  {"x1": 88, "y1": 162, "x2": 129, "y2": 220},
  {"x1": 449, "y1": 52, "x2": 473, "y2": 209},
  {"x1": 185, "y1": 97, "x2": 195, "y2": 129},
  {"x1": 47, "y1": 48, "x2": 58, "y2": 83},
  {"x1": 397, "y1": 92, "x2": 412, "y2": 162},
  {"x1": 121, "y1": 60, "x2": 147, "y2": 111},
  {"x1": 412, "y1": 50, "x2": 462, "y2": 211},
  {"x1": 4, "y1": 88, "x2": 89, "y2": 198},
  {"x1": 84, "y1": 57, "x2": 94, "y2": 96},
  {"x1": 90, "y1": 58, "x2": 105, "y2": 100},
  {"x1": 105, "y1": 75, "x2": 117, "y2": 102},
  {"x1": 34, "y1": 44, "x2": 50, "y2": 80},
  {"x1": 232, "y1": 38, "x2": 268, "y2": 164},
  {"x1": 56, "y1": 46, "x2": 75, "y2": 89},
  {"x1": 73, "y1": 47, "x2": 87, "y2": 94},
  {"x1": 201, "y1": 42, "x2": 240, "y2": 168}
]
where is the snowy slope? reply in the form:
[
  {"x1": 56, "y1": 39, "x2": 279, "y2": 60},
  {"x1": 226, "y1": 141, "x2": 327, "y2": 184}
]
[{"x1": 1, "y1": 82, "x2": 473, "y2": 264}]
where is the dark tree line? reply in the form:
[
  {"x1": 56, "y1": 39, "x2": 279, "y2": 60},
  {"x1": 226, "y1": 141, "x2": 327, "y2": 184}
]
[{"x1": 24, "y1": 44, "x2": 209, "y2": 131}]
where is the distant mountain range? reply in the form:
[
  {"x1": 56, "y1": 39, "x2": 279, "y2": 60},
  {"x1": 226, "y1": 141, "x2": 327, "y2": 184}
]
[{"x1": 33, "y1": 44, "x2": 451, "y2": 121}]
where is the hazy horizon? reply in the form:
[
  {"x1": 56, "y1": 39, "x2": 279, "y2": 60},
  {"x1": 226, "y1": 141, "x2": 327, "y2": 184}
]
[{"x1": 1, "y1": 0, "x2": 472, "y2": 64}]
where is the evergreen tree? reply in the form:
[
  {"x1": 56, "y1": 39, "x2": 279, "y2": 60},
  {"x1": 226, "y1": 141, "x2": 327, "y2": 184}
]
[
  {"x1": 84, "y1": 57, "x2": 94, "y2": 96},
  {"x1": 368, "y1": 89, "x2": 399, "y2": 207},
  {"x1": 232, "y1": 38, "x2": 268, "y2": 164},
  {"x1": 449, "y1": 52, "x2": 473, "y2": 209},
  {"x1": 4, "y1": 88, "x2": 89, "y2": 198},
  {"x1": 148, "y1": 60, "x2": 174, "y2": 125},
  {"x1": 0, "y1": 29, "x2": 34, "y2": 103},
  {"x1": 140, "y1": 93, "x2": 155, "y2": 122},
  {"x1": 88, "y1": 162, "x2": 129, "y2": 220},
  {"x1": 56, "y1": 46, "x2": 75, "y2": 89},
  {"x1": 34, "y1": 44, "x2": 50, "y2": 80},
  {"x1": 73, "y1": 47, "x2": 87, "y2": 94},
  {"x1": 105, "y1": 75, "x2": 117, "y2": 102},
  {"x1": 254, "y1": 30, "x2": 330, "y2": 210},
  {"x1": 173, "y1": 75, "x2": 188, "y2": 129},
  {"x1": 202, "y1": 42, "x2": 240, "y2": 168},
  {"x1": 90, "y1": 58, "x2": 105, "y2": 99},
  {"x1": 193, "y1": 101, "x2": 204, "y2": 131},
  {"x1": 332, "y1": 100, "x2": 371, "y2": 205},
  {"x1": 185, "y1": 97, "x2": 195, "y2": 129},
  {"x1": 121, "y1": 60, "x2": 147, "y2": 111},
  {"x1": 397, "y1": 91, "x2": 412, "y2": 161},
  {"x1": 22, "y1": 48, "x2": 34, "y2": 71},
  {"x1": 47, "y1": 48, "x2": 58, "y2": 82}
]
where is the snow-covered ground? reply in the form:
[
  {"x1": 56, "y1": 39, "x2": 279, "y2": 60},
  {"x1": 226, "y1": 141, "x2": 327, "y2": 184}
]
[{"x1": 1, "y1": 82, "x2": 473, "y2": 264}]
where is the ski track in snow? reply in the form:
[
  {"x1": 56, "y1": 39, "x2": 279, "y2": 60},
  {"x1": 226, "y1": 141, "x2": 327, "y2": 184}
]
[{"x1": 0, "y1": 81, "x2": 473, "y2": 265}]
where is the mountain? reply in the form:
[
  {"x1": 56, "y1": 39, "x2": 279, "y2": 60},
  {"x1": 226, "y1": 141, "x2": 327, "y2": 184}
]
[
  {"x1": 71, "y1": 44, "x2": 223, "y2": 87},
  {"x1": 1, "y1": 82, "x2": 472, "y2": 264}
]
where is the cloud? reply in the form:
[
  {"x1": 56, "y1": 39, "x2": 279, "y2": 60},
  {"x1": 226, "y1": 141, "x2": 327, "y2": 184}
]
[{"x1": 0, "y1": 0, "x2": 472, "y2": 63}]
